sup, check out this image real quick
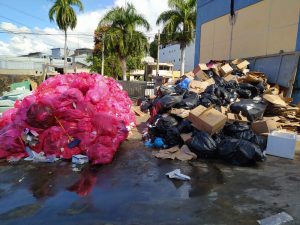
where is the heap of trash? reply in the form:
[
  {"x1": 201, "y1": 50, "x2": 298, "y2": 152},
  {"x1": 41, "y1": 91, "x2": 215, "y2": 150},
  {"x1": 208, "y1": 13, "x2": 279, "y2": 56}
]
[
  {"x1": 140, "y1": 59, "x2": 300, "y2": 166},
  {"x1": 0, "y1": 73, "x2": 135, "y2": 164}
]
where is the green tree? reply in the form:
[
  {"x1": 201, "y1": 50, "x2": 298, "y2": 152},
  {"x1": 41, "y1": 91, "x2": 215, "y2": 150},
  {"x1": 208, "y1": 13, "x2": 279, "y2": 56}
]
[
  {"x1": 156, "y1": 0, "x2": 196, "y2": 76},
  {"x1": 99, "y1": 3, "x2": 150, "y2": 80},
  {"x1": 49, "y1": 0, "x2": 84, "y2": 72},
  {"x1": 149, "y1": 39, "x2": 158, "y2": 60},
  {"x1": 87, "y1": 54, "x2": 122, "y2": 79}
]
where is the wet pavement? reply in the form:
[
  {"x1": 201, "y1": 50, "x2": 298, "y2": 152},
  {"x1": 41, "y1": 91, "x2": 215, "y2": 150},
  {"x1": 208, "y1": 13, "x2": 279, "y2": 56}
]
[{"x1": 0, "y1": 118, "x2": 299, "y2": 225}]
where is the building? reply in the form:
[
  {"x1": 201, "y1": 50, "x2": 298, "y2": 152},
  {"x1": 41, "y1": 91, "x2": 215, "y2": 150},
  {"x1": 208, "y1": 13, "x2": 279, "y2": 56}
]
[
  {"x1": 159, "y1": 42, "x2": 195, "y2": 72},
  {"x1": 194, "y1": 0, "x2": 300, "y2": 102}
]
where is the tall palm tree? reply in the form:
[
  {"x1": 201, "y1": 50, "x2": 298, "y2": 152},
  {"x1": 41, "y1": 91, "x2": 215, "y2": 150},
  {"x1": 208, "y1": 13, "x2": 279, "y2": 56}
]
[
  {"x1": 49, "y1": 0, "x2": 84, "y2": 72},
  {"x1": 99, "y1": 3, "x2": 150, "y2": 80},
  {"x1": 157, "y1": 0, "x2": 196, "y2": 76}
]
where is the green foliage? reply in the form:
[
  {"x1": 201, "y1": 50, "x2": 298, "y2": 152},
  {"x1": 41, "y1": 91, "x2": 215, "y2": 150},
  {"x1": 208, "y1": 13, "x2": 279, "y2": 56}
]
[
  {"x1": 156, "y1": 0, "x2": 196, "y2": 49},
  {"x1": 98, "y1": 3, "x2": 150, "y2": 80},
  {"x1": 87, "y1": 54, "x2": 122, "y2": 79},
  {"x1": 149, "y1": 39, "x2": 158, "y2": 60},
  {"x1": 49, "y1": 0, "x2": 83, "y2": 32}
]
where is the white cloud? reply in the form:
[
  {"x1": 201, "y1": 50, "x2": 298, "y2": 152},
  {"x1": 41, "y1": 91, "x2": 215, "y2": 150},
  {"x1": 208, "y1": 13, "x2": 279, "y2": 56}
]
[{"x1": 0, "y1": 0, "x2": 169, "y2": 56}]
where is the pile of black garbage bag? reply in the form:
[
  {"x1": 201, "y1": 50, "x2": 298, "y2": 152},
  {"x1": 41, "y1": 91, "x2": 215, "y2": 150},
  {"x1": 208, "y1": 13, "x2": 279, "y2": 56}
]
[{"x1": 140, "y1": 68, "x2": 269, "y2": 167}]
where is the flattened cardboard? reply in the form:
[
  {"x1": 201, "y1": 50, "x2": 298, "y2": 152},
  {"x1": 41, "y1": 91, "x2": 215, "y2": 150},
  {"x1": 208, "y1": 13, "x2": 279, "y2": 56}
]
[
  {"x1": 220, "y1": 64, "x2": 233, "y2": 76},
  {"x1": 263, "y1": 94, "x2": 287, "y2": 107},
  {"x1": 180, "y1": 133, "x2": 193, "y2": 142},
  {"x1": 188, "y1": 105, "x2": 227, "y2": 134},
  {"x1": 224, "y1": 74, "x2": 237, "y2": 82},
  {"x1": 189, "y1": 78, "x2": 215, "y2": 94},
  {"x1": 170, "y1": 108, "x2": 190, "y2": 118},
  {"x1": 251, "y1": 120, "x2": 279, "y2": 135},
  {"x1": 227, "y1": 113, "x2": 248, "y2": 123}
]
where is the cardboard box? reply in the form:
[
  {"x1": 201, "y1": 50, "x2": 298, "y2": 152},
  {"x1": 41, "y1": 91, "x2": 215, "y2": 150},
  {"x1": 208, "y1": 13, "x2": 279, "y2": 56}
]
[
  {"x1": 242, "y1": 68, "x2": 250, "y2": 74},
  {"x1": 237, "y1": 60, "x2": 250, "y2": 70},
  {"x1": 251, "y1": 120, "x2": 279, "y2": 135},
  {"x1": 266, "y1": 131, "x2": 297, "y2": 159},
  {"x1": 188, "y1": 105, "x2": 227, "y2": 134},
  {"x1": 220, "y1": 64, "x2": 233, "y2": 76},
  {"x1": 193, "y1": 63, "x2": 209, "y2": 72}
]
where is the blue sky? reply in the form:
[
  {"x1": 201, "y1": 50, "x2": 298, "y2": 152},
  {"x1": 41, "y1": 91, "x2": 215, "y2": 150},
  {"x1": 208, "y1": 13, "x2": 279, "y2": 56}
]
[{"x1": 0, "y1": 0, "x2": 168, "y2": 55}]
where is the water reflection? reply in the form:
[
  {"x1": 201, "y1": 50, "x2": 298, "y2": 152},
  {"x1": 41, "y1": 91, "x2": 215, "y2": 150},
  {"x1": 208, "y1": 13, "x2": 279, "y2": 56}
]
[{"x1": 67, "y1": 167, "x2": 98, "y2": 197}]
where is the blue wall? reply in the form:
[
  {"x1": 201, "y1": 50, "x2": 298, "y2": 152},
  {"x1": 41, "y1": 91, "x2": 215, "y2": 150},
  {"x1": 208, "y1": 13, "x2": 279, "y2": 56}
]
[
  {"x1": 292, "y1": 14, "x2": 300, "y2": 103},
  {"x1": 194, "y1": 0, "x2": 261, "y2": 66}
]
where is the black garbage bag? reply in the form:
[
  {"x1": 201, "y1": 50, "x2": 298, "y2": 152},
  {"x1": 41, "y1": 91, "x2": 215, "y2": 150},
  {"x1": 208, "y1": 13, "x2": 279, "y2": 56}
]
[
  {"x1": 218, "y1": 139, "x2": 265, "y2": 166},
  {"x1": 188, "y1": 131, "x2": 217, "y2": 158},
  {"x1": 224, "y1": 122, "x2": 250, "y2": 133},
  {"x1": 176, "y1": 91, "x2": 199, "y2": 109},
  {"x1": 255, "y1": 81, "x2": 266, "y2": 94},
  {"x1": 159, "y1": 85, "x2": 175, "y2": 96},
  {"x1": 140, "y1": 100, "x2": 152, "y2": 112},
  {"x1": 177, "y1": 120, "x2": 193, "y2": 133},
  {"x1": 205, "y1": 84, "x2": 218, "y2": 95},
  {"x1": 224, "y1": 80, "x2": 238, "y2": 89},
  {"x1": 198, "y1": 93, "x2": 222, "y2": 107},
  {"x1": 223, "y1": 122, "x2": 267, "y2": 150},
  {"x1": 163, "y1": 127, "x2": 181, "y2": 147},
  {"x1": 230, "y1": 99, "x2": 267, "y2": 121},
  {"x1": 137, "y1": 96, "x2": 149, "y2": 106},
  {"x1": 227, "y1": 89, "x2": 238, "y2": 103},
  {"x1": 212, "y1": 74, "x2": 225, "y2": 86},
  {"x1": 156, "y1": 115, "x2": 178, "y2": 132},
  {"x1": 236, "y1": 88, "x2": 252, "y2": 98},
  {"x1": 158, "y1": 95, "x2": 183, "y2": 110},
  {"x1": 239, "y1": 83, "x2": 259, "y2": 98}
]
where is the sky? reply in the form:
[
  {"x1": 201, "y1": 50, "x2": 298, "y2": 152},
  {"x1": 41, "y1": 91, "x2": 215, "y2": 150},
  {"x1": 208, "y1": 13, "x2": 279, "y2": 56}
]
[{"x1": 0, "y1": 0, "x2": 169, "y2": 56}]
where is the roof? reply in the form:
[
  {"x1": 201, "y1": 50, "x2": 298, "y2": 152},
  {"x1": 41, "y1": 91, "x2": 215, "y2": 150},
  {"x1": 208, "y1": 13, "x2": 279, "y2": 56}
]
[{"x1": 146, "y1": 62, "x2": 174, "y2": 67}]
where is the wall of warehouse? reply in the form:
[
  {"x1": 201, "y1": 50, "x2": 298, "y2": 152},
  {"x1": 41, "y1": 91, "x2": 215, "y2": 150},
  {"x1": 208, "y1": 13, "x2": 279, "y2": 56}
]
[
  {"x1": 195, "y1": 0, "x2": 300, "y2": 64},
  {"x1": 159, "y1": 42, "x2": 195, "y2": 72}
]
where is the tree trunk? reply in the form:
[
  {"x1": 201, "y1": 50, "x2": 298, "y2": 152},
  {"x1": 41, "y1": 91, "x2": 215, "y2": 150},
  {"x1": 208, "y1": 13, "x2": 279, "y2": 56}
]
[
  {"x1": 180, "y1": 47, "x2": 186, "y2": 76},
  {"x1": 121, "y1": 58, "x2": 127, "y2": 81},
  {"x1": 64, "y1": 30, "x2": 67, "y2": 73}
]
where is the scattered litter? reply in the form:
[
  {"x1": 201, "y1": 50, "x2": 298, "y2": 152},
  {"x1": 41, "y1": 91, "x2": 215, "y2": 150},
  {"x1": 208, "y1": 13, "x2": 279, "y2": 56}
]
[
  {"x1": 18, "y1": 177, "x2": 25, "y2": 183},
  {"x1": 24, "y1": 147, "x2": 59, "y2": 163},
  {"x1": 165, "y1": 169, "x2": 191, "y2": 181},
  {"x1": 257, "y1": 212, "x2": 293, "y2": 225},
  {"x1": 153, "y1": 145, "x2": 197, "y2": 161},
  {"x1": 72, "y1": 154, "x2": 89, "y2": 165}
]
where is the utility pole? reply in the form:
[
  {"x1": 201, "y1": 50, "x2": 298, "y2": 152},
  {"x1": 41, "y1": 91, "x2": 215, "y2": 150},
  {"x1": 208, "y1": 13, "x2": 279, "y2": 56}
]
[
  {"x1": 156, "y1": 29, "x2": 160, "y2": 76},
  {"x1": 101, "y1": 33, "x2": 105, "y2": 75}
]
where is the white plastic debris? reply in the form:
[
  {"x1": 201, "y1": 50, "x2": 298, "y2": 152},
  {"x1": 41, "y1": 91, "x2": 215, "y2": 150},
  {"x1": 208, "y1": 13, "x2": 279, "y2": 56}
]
[
  {"x1": 165, "y1": 169, "x2": 191, "y2": 181},
  {"x1": 258, "y1": 212, "x2": 293, "y2": 225},
  {"x1": 72, "y1": 154, "x2": 89, "y2": 165},
  {"x1": 24, "y1": 147, "x2": 59, "y2": 163}
]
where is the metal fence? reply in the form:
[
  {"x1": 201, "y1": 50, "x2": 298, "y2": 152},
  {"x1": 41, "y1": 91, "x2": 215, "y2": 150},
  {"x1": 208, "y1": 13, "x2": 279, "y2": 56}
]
[{"x1": 118, "y1": 81, "x2": 155, "y2": 98}]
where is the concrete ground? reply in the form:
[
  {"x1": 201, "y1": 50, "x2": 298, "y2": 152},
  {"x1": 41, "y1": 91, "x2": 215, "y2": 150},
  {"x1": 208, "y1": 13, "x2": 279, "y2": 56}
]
[{"x1": 0, "y1": 116, "x2": 299, "y2": 225}]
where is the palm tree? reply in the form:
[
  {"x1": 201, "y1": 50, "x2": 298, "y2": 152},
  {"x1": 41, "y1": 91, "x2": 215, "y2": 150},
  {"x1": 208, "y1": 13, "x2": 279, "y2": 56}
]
[
  {"x1": 99, "y1": 3, "x2": 150, "y2": 80},
  {"x1": 157, "y1": 0, "x2": 196, "y2": 76},
  {"x1": 49, "y1": 0, "x2": 84, "y2": 73}
]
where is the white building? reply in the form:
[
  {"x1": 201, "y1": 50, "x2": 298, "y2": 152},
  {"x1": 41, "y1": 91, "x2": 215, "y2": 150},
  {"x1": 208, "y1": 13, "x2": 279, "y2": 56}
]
[{"x1": 159, "y1": 42, "x2": 195, "y2": 72}]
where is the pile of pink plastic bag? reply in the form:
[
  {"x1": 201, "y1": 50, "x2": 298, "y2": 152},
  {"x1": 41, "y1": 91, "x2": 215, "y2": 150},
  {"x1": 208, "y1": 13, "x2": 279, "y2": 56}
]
[{"x1": 0, "y1": 73, "x2": 135, "y2": 164}]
